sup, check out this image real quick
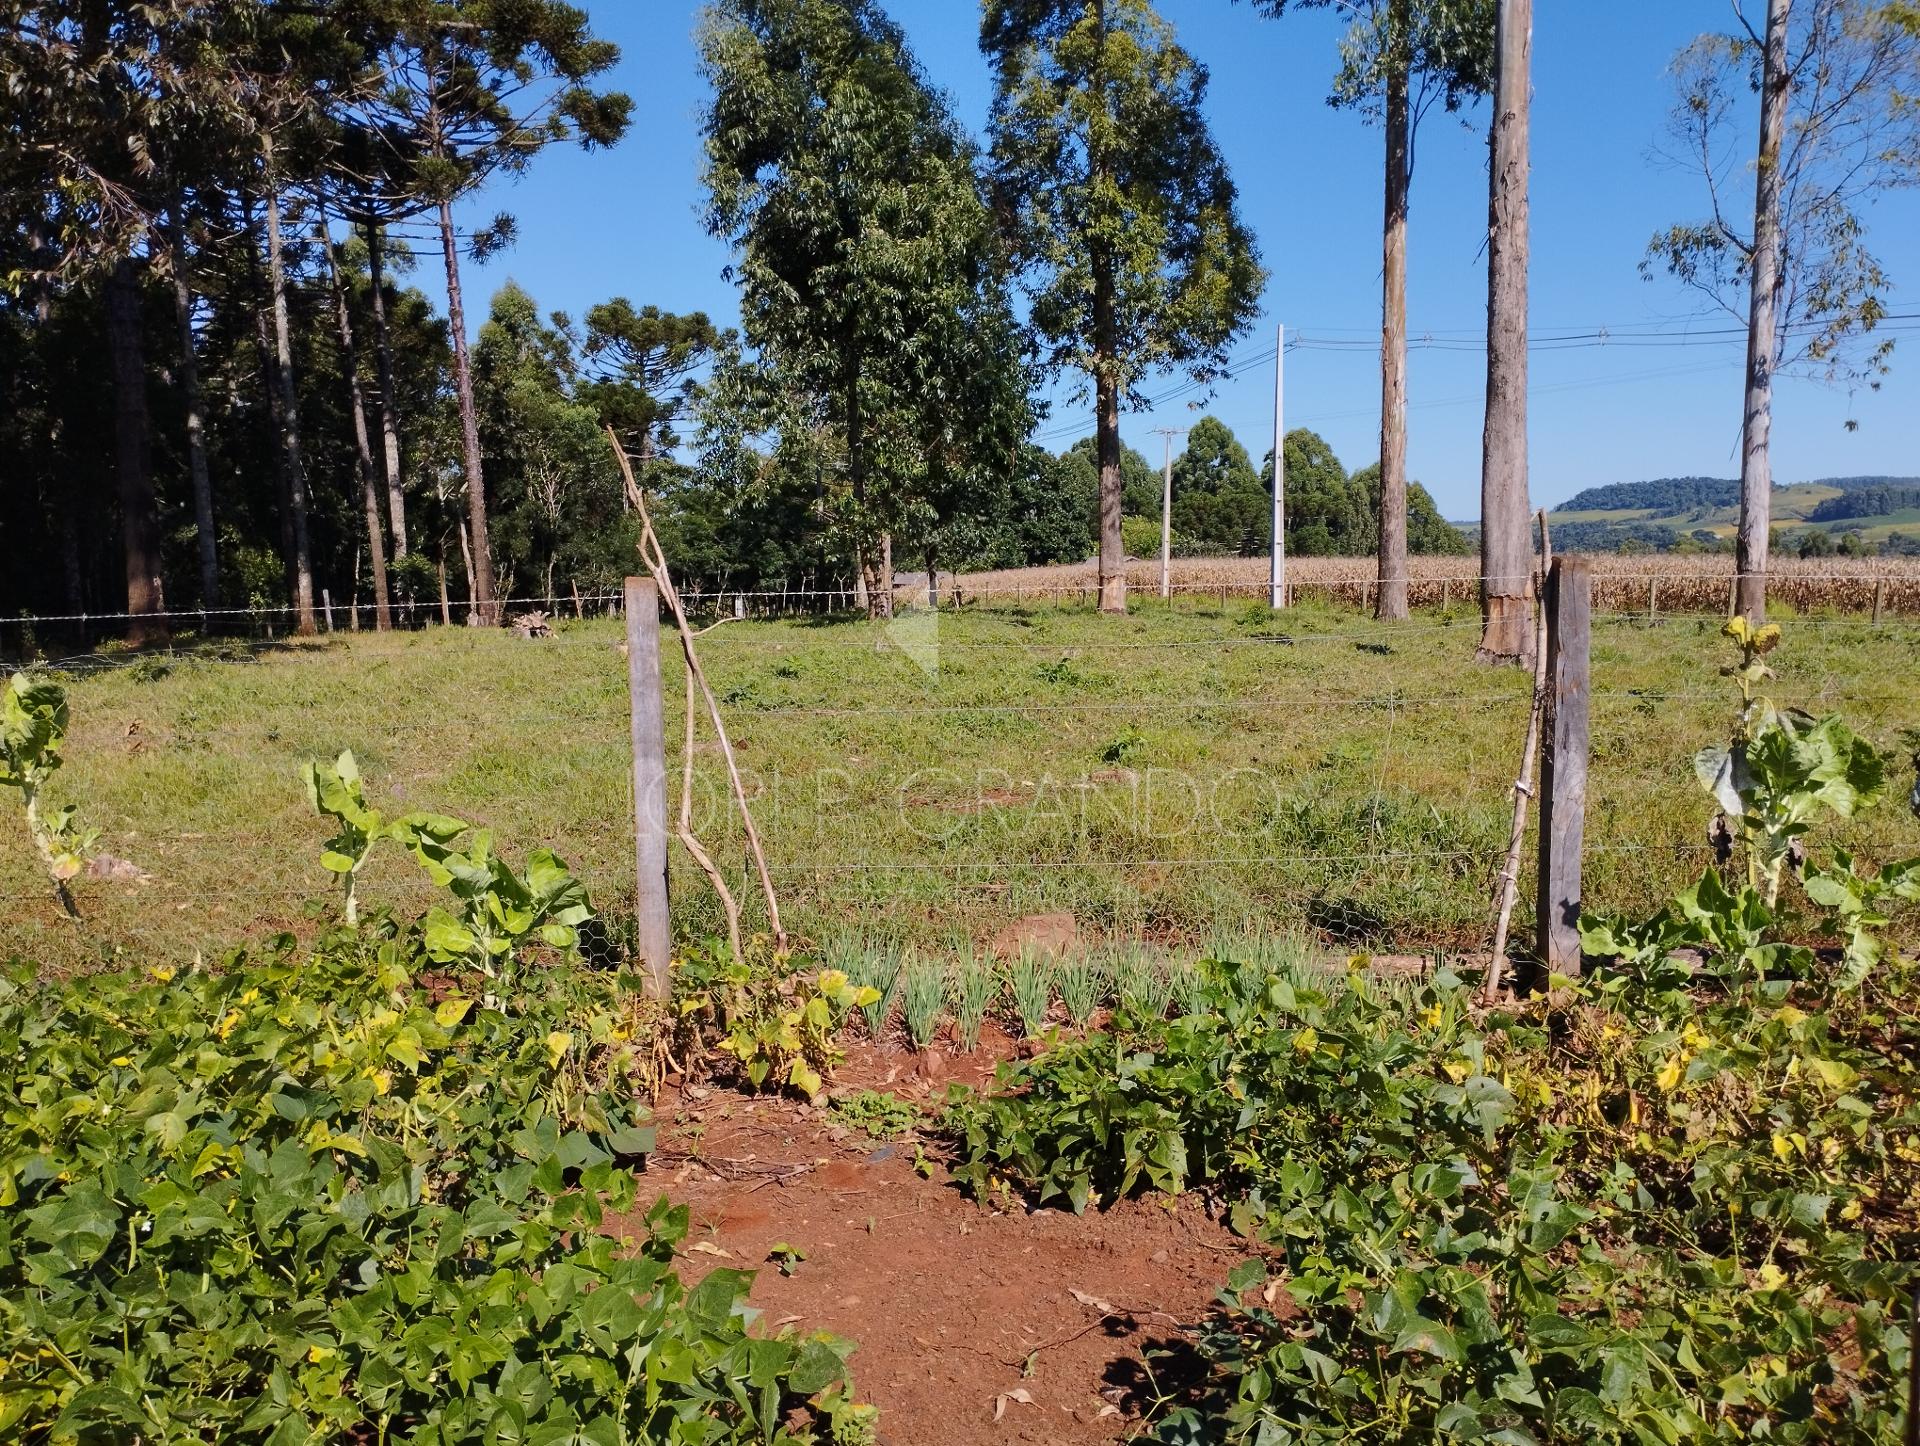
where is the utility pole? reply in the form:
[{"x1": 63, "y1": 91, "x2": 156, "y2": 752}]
[
  {"x1": 1271, "y1": 323, "x2": 1287, "y2": 609},
  {"x1": 1150, "y1": 426, "x2": 1185, "y2": 599}
]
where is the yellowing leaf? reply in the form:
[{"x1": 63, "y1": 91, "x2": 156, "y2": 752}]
[
  {"x1": 1655, "y1": 1055, "x2": 1685, "y2": 1093},
  {"x1": 789, "y1": 1060, "x2": 824, "y2": 1100},
  {"x1": 817, "y1": 968, "x2": 849, "y2": 992},
  {"x1": 1805, "y1": 1055, "x2": 1857, "y2": 1090},
  {"x1": 1754, "y1": 1262, "x2": 1787, "y2": 1292},
  {"x1": 434, "y1": 997, "x2": 473, "y2": 1028},
  {"x1": 1292, "y1": 1027, "x2": 1319, "y2": 1056},
  {"x1": 545, "y1": 1031, "x2": 574, "y2": 1068}
]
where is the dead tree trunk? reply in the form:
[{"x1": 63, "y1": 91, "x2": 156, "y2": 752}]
[
  {"x1": 1376, "y1": 7, "x2": 1411, "y2": 623},
  {"x1": 317, "y1": 212, "x2": 392, "y2": 630},
  {"x1": 1737, "y1": 0, "x2": 1791, "y2": 625},
  {"x1": 363, "y1": 218, "x2": 410, "y2": 558},
  {"x1": 1477, "y1": 0, "x2": 1534, "y2": 666},
  {"x1": 438, "y1": 198, "x2": 495, "y2": 625},
  {"x1": 167, "y1": 207, "x2": 220, "y2": 612},
  {"x1": 105, "y1": 256, "x2": 169, "y2": 644}
]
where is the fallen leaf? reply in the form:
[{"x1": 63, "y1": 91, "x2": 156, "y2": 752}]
[
  {"x1": 993, "y1": 1388, "x2": 1035, "y2": 1422},
  {"x1": 1069, "y1": 1288, "x2": 1117, "y2": 1316},
  {"x1": 689, "y1": 1241, "x2": 733, "y2": 1259}
]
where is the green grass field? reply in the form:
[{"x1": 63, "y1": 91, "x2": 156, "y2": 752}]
[{"x1": 6, "y1": 597, "x2": 1918, "y2": 972}]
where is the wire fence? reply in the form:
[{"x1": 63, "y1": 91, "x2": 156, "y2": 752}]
[
  {"x1": 2, "y1": 596, "x2": 1917, "y2": 974},
  {"x1": 6, "y1": 555, "x2": 1920, "y2": 660}
]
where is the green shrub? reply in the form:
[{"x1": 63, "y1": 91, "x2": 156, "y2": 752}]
[{"x1": 0, "y1": 932, "x2": 871, "y2": 1443}]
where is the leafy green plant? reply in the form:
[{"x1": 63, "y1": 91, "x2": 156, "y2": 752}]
[
  {"x1": 0, "y1": 931, "x2": 873, "y2": 1443},
  {"x1": 947, "y1": 638, "x2": 1920, "y2": 1443},
  {"x1": 678, "y1": 942, "x2": 880, "y2": 1101},
  {"x1": 948, "y1": 947, "x2": 998, "y2": 1051},
  {"x1": 1695, "y1": 616, "x2": 1888, "y2": 906},
  {"x1": 1007, "y1": 947, "x2": 1054, "y2": 1037},
  {"x1": 830, "y1": 1089, "x2": 920, "y2": 1139},
  {"x1": 1056, "y1": 953, "x2": 1108, "y2": 1028},
  {"x1": 901, "y1": 953, "x2": 946, "y2": 1049},
  {"x1": 391, "y1": 812, "x2": 595, "y2": 979},
  {"x1": 1, "y1": 672, "x2": 95, "y2": 914},
  {"x1": 301, "y1": 749, "x2": 384, "y2": 924}
]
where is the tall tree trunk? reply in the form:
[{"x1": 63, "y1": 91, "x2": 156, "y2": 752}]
[
  {"x1": 438, "y1": 199, "x2": 496, "y2": 625},
  {"x1": 364, "y1": 217, "x2": 409, "y2": 557},
  {"x1": 1477, "y1": 0, "x2": 1534, "y2": 666},
  {"x1": 263, "y1": 165, "x2": 317, "y2": 637},
  {"x1": 253, "y1": 301, "x2": 296, "y2": 593},
  {"x1": 104, "y1": 255, "x2": 169, "y2": 645},
  {"x1": 1738, "y1": 0, "x2": 1791, "y2": 624},
  {"x1": 1376, "y1": 20, "x2": 1411, "y2": 624},
  {"x1": 1093, "y1": 259, "x2": 1126, "y2": 615},
  {"x1": 1092, "y1": 0, "x2": 1126, "y2": 616},
  {"x1": 846, "y1": 343, "x2": 892, "y2": 620},
  {"x1": 318, "y1": 213, "x2": 392, "y2": 630},
  {"x1": 167, "y1": 207, "x2": 220, "y2": 611}
]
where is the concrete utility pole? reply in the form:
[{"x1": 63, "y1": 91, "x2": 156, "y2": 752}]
[
  {"x1": 1150, "y1": 426, "x2": 1185, "y2": 599},
  {"x1": 1271, "y1": 323, "x2": 1286, "y2": 609}
]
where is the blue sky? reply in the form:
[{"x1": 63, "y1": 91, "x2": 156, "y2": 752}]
[{"x1": 427, "y1": 1, "x2": 1920, "y2": 520}]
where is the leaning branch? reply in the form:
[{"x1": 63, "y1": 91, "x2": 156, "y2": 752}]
[
  {"x1": 1484, "y1": 510, "x2": 1553, "y2": 1004},
  {"x1": 607, "y1": 427, "x2": 786, "y2": 950}
]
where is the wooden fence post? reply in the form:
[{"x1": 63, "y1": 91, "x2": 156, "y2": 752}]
[
  {"x1": 1537, "y1": 556, "x2": 1591, "y2": 977},
  {"x1": 625, "y1": 576, "x2": 673, "y2": 998},
  {"x1": 321, "y1": 588, "x2": 334, "y2": 632},
  {"x1": 1873, "y1": 577, "x2": 1886, "y2": 623}
]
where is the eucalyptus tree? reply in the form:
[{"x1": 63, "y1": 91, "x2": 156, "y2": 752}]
[
  {"x1": 1477, "y1": 0, "x2": 1531, "y2": 664},
  {"x1": 350, "y1": 0, "x2": 631, "y2": 622},
  {"x1": 1644, "y1": 0, "x2": 1918, "y2": 621},
  {"x1": 699, "y1": 0, "x2": 1029, "y2": 618},
  {"x1": 982, "y1": 0, "x2": 1265, "y2": 613},
  {"x1": 1243, "y1": 0, "x2": 1490, "y2": 620}
]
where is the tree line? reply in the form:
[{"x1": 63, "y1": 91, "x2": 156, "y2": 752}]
[{"x1": 3, "y1": 0, "x2": 1916, "y2": 653}]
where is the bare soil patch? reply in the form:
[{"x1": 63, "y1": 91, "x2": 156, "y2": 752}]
[{"x1": 614, "y1": 1034, "x2": 1251, "y2": 1444}]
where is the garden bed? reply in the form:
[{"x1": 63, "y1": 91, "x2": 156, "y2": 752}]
[{"x1": 634, "y1": 1036, "x2": 1251, "y2": 1443}]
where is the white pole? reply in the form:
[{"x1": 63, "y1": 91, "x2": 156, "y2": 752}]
[
  {"x1": 1270, "y1": 322, "x2": 1286, "y2": 609},
  {"x1": 1159, "y1": 432, "x2": 1173, "y2": 599}
]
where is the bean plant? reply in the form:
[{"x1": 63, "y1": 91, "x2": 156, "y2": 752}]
[
  {"x1": 1, "y1": 672, "x2": 94, "y2": 914},
  {"x1": 946, "y1": 625, "x2": 1920, "y2": 1443}
]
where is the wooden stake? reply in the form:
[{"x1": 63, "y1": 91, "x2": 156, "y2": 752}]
[
  {"x1": 321, "y1": 588, "x2": 334, "y2": 632},
  {"x1": 1537, "y1": 554, "x2": 1592, "y2": 978},
  {"x1": 608, "y1": 428, "x2": 785, "y2": 950},
  {"x1": 1873, "y1": 577, "x2": 1885, "y2": 623},
  {"x1": 624, "y1": 577, "x2": 673, "y2": 998}
]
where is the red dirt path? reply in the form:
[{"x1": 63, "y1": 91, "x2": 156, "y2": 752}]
[{"x1": 607, "y1": 1032, "x2": 1253, "y2": 1445}]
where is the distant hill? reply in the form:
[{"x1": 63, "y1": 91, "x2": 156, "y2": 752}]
[
  {"x1": 1544, "y1": 474, "x2": 1920, "y2": 552},
  {"x1": 1556, "y1": 477, "x2": 1738, "y2": 514}
]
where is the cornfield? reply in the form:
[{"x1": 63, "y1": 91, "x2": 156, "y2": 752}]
[{"x1": 949, "y1": 554, "x2": 1920, "y2": 617}]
